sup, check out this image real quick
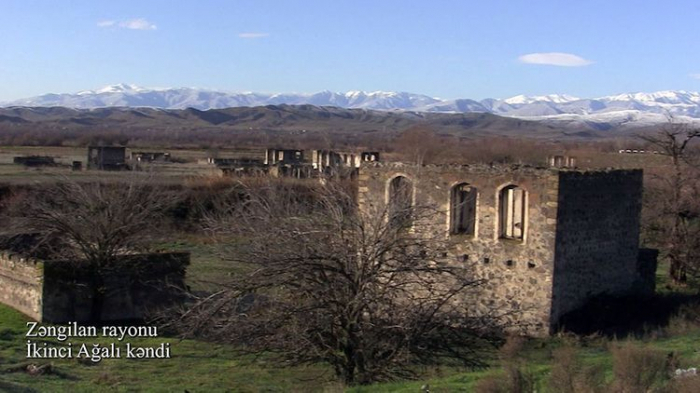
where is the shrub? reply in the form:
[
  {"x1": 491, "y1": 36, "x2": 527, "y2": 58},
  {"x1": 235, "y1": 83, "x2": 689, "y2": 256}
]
[
  {"x1": 548, "y1": 345, "x2": 606, "y2": 393},
  {"x1": 475, "y1": 335, "x2": 536, "y2": 393},
  {"x1": 666, "y1": 375, "x2": 700, "y2": 393},
  {"x1": 610, "y1": 341, "x2": 667, "y2": 393},
  {"x1": 474, "y1": 365, "x2": 536, "y2": 393},
  {"x1": 499, "y1": 334, "x2": 526, "y2": 361},
  {"x1": 665, "y1": 302, "x2": 700, "y2": 336}
]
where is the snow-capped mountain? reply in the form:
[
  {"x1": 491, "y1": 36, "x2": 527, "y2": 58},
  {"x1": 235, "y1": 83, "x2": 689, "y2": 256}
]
[
  {"x1": 4, "y1": 84, "x2": 700, "y2": 126},
  {"x1": 77, "y1": 83, "x2": 154, "y2": 95},
  {"x1": 503, "y1": 94, "x2": 580, "y2": 105},
  {"x1": 3, "y1": 85, "x2": 442, "y2": 112}
]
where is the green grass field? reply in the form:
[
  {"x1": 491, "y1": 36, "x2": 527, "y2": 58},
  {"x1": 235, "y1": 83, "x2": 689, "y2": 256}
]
[
  {"x1": 2, "y1": 240, "x2": 700, "y2": 392},
  {"x1": 3, "y1": 299, "x2": 700, "y2": 392},
  {"x1": 0, "y1": 304, "x2": 340, "y2": 392}
]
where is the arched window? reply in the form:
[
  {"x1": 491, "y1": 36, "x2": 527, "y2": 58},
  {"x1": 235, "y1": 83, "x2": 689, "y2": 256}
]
[
  {"x1": 499, "y1": 185, "x2": 526, "y2": 240},
  {"x1": 450, "y1": 183, "x2": 477, "y2": 236},
  {"x1": 388, "y1": 176, "x2": 413, "y2": 229}
]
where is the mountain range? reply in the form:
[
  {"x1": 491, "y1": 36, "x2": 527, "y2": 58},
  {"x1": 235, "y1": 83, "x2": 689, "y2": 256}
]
[{"x1": 4, "y1": 84, "x2": 700, "y2": 128}]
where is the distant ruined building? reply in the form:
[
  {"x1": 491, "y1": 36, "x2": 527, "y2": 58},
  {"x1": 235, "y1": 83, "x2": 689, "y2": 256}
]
[
  {"x1": 206, "y1": 148, "x2": 379, "y2": 179},
  {"x1": 87, "y1": 146, "x2": 128, "y2": 170},
  {"x1": 13, "y1": 156, "x2": 57, "y2": 167}
]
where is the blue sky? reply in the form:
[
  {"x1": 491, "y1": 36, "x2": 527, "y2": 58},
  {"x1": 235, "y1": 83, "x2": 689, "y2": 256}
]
[{"x1": 1, "y1": 0, "x2": 700, "y2": 101}]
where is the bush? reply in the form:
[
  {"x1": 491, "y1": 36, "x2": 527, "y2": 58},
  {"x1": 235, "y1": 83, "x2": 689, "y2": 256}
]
[
  {"x1": 665, "y1": 375, "x2": 700, "y2": 393},
  {"x1": 499, "y1": 334, "x2": 526, "y2": 361},
  {"x1": 665, "y1": 302, "x2": 700, "y2": 336},
  {"x1": 548, "y1": 345, "x2": 606, "y2": 393},
  {"x1": 475, "y1": 335, "x2": 536, "y2": 393},
  {"x1": 610, "y1": 341, "x2": 668, "y2": 393},
  {"x1": 474, "y1": 365, "x2": 536, "y2": 393}
]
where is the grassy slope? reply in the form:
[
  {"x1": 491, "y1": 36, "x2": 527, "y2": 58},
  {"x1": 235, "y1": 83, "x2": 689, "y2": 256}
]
[
  {"x1": 2, "y1": 242, "x2": 700, "y2": 391},
  {"x1": 6, "y1": 300, "x2": 698, "y2": 393},
  {"x1": 346, "y1": 330, "x2": 700, "y2": 392},
  {"x1": 0, "y1": 304, "x2": 336, "y2": 392}
]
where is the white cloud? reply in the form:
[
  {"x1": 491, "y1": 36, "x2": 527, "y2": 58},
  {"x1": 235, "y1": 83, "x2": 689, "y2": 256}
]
[
  {"x1": 518, "y1": 52, "x2": 593, "y2": 67},
  {"x1": 690, "y1": 73, "x2": 700, "y2": 80},
  {"x1": 120, "y1": 18, "x2": 157, "y2": 30},
  {"x1": 97, "y1": 18, "x2": 157, "y2": 31},
  {"x1": 238, "y1": 32, "x2": 270, "y2": 39}
]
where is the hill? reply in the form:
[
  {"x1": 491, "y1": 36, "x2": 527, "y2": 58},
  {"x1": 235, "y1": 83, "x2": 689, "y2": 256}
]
[{"x1": 0, "y1": 105, "x2": 634, "y2": 142}]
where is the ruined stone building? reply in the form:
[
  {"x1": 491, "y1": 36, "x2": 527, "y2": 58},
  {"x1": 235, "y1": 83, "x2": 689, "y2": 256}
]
[
  {"x1": 262, "y1": 148, "x2": 378, "y2": 179},
  {"x1": 1, "y1": 145, "x2": 653, "y2": 335},
  {"x1": 202, "y1": 148, "x2": 380, "y2": 178},
  {"x1": 87, "y1": 146, "x2": 127, "y2": 170},
  {"x1": 204, "y1": 147, "x2": 654, "y2": 336},
  {"x1": 13, "y1": 156, "x2": 57, "y2": 167},
  {"x1": 357, "y1": 162, "x2": 656, "y2": 336},
  {"x1": 0, "y1": 240, "x2": 189, "y2": 323},
  {"x1": 130, "y1": 151, "x2": 171, "y2": 162},
  {"x1": 547, "y1": 155, "x2": 577, "y2": 168},
  {"x1": 217, "y1": 158, "x2": 270, "y2": 176}
]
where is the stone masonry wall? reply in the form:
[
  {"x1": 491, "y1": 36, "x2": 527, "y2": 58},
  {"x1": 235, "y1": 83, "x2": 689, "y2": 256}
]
[
  {"x1": 550, "y1": 170, "x2": 644, "y2": 326},
  {"x1": 0, "y1": 251, "x2": 189, "y2": 323},
  {"x1": 358, "y1": 163, "x2": 560, "y2": 336},
  {"x1": 0, "y1": 252, "x2": 43, "y2": 320},
  {"x1": 41, "y1": 252, "x2": 190, "y2": 323}
]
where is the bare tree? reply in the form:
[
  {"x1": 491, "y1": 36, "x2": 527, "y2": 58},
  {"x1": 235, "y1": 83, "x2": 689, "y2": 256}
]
[
  {"x1": 171, "y1": 179, "x2": 500, "y2": 385},
  {"x1": 639, "y1": 118, "x2": 700, "y2": 284},
  {"x1": 5, "y1": 177, "x2": 177, "y2": 321}
]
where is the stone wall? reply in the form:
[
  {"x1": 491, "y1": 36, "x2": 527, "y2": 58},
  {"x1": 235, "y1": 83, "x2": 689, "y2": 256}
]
[
  {"x1": 0, "y1": 252, "x2": 43, "y2": 320},
  {"x1": 358, "y1": 163, "x2": 561, "y2": 336},
  {"x1": 87, "y1": 146, "x2": 127, "y2": 170},
  {"x1": 0, "y1": 251, "x2": 189, "y2": 323},
  {"x1": 357, "y1": 163, "x2": 651, "y2": 336},
  {"x1": 635, "y1": 248, "x2": 658, "y2": 296},
  {"x1": 550, "y1": 169, "x2": 644, "y2": 324},
  {"x1": 42, "y1": 252, "x2": 190, "y2": 323}
]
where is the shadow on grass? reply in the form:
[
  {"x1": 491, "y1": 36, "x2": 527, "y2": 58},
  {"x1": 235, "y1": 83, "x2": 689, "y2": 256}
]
[
  {"x1": 0, "y1": 380, "x2": 40, "y2": 393},
  {"x1": 2, "y1": 362, "x2": 79, "y2": 381},
  {"x1": 556, "y1": 292, "x2": 700, "y2": 337}
]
